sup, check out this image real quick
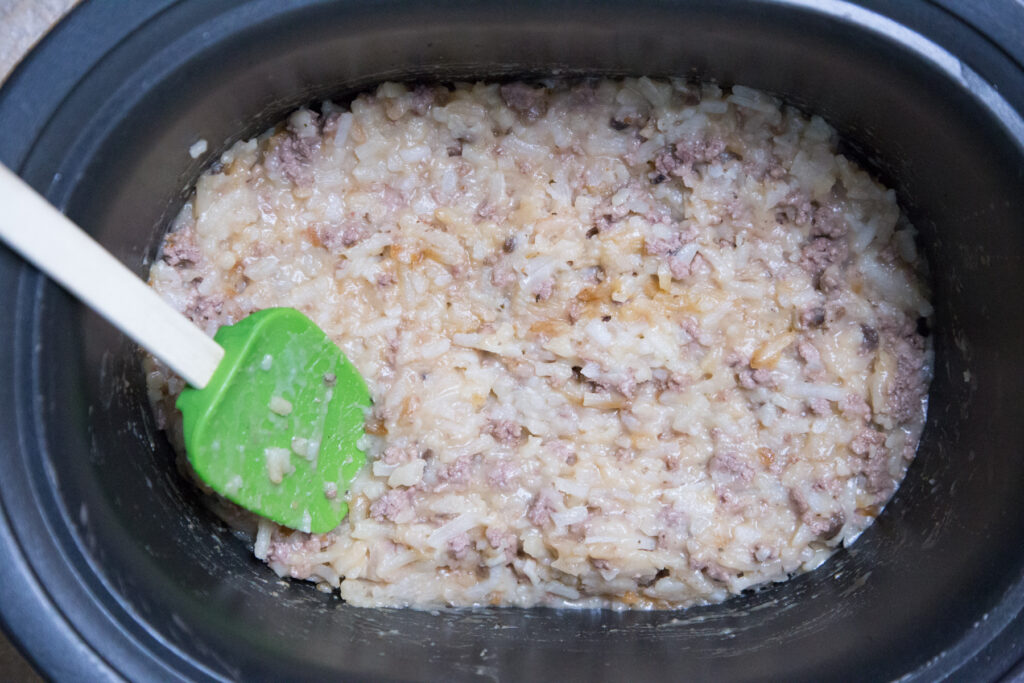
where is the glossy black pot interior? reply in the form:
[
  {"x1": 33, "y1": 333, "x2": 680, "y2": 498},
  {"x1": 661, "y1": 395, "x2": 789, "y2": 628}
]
[{"x1": 1, "y1": 1, "x2": 1023, "y2": 681}]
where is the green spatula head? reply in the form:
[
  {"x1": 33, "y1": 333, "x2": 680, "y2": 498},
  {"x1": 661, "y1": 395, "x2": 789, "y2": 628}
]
[{"x1": 176, "y1": 308, "x2": 370, "y2": 534}]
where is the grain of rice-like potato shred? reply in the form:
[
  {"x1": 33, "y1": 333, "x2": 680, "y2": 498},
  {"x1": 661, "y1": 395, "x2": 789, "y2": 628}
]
[{"x1": 147, "y1": 78, "x2": 932, "y2": 609}]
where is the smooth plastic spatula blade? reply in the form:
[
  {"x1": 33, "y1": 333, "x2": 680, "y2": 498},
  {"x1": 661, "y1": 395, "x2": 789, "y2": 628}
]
[{"x1": 176, "y1": 308, "x2": 371, "y2": 534}]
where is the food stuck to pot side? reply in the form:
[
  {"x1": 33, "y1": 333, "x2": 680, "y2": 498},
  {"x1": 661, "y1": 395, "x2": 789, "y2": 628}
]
[{"x1": 145, "y1": 78, "x2": 932, "y2": 609}]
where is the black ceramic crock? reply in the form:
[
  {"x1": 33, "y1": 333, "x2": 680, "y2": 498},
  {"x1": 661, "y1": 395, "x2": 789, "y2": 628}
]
[{"x1": 1, "y1": 1, "x2": 1023, "y2": 680}]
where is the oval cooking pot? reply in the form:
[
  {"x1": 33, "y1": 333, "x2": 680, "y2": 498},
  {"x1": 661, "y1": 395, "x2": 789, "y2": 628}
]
[{"x1": 0, "y1": 0, "x2": 1023, "y2": 680}]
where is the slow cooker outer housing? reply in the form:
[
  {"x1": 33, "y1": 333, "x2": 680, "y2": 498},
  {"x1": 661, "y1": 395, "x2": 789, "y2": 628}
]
[{"x1": 1, "y1": 0, "x2": 1023, "y2": 680}]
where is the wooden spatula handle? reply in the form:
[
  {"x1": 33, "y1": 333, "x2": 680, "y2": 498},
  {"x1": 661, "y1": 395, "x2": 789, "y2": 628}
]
[{"x1": 0, "y1": 164, "x2": 224, "y2": 389}]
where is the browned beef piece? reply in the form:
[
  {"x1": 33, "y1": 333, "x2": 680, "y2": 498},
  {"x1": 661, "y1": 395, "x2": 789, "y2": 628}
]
[{"x1": 500, "y1": 83, "x2": 548, "y2": 121}]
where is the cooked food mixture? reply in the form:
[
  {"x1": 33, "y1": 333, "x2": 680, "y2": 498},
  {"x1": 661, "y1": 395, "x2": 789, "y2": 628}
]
[{"x1": 147, "y1": 79, "x2": 932, "y2": 609}]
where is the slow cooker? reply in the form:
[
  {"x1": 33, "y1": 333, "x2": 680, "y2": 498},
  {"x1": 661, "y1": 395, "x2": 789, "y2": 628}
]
[{"x1": 1, "y1": 0, "x2": 1022, "y2": 680}]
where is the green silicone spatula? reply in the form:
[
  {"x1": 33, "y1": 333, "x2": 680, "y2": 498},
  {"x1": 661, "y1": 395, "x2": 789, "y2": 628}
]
[{"x1": 0, "y1": 164, "x2": 370, "y2": 533}]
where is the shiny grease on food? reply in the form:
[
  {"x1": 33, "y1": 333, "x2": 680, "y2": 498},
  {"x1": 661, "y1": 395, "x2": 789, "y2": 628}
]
[{"x1": 147, "y1": 79, "x2": 932, "y2": 609}]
